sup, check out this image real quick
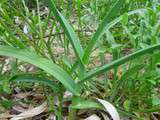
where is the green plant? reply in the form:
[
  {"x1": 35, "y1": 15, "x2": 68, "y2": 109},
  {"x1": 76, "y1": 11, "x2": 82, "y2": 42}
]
[{"x1": 0, "y1": 0, "x2": 160, "y2": 119}]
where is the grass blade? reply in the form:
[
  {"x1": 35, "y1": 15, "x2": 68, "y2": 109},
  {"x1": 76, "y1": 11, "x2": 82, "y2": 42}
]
[
  {"x1": 47, "y1": 0, "x2": 84, "y2": 63},
  {"x1": 0, "y1": 46, "x2": 80, "y2": 95},
  {"x1": 0, "y1": 19, "x2": 26, "y2": 48},
  {"x1": 106, "y1": 9, "x2": 146, "y2": 32},
  {"x1": 110, "y1": 64, "x2": 144, "y2": 101}
]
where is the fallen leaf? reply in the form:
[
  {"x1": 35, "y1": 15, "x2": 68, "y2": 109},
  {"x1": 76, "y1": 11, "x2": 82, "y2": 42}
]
[
  {"x1": 10, "y1": 101, "x2": 47, "y2": 120},
  {"x1": 97, "y1": 99, "x2": 120, "y2": 120}
]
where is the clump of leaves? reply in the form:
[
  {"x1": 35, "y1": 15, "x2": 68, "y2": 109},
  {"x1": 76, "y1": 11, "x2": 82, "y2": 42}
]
[{"x1": 0, "y1": 0, "x2": 160, "y2": 119}]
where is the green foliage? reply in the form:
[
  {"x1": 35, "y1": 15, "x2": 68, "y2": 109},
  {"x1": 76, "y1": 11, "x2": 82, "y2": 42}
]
[
  {"x1": 0, "y1": 0, "x2": 160, "y2": 119},
  {"x1": 0, "y1": 46, "x2": 80, "y2": 95},
  {"x1": 1, "y1": 99, "x2": 13, "y2": 109}
]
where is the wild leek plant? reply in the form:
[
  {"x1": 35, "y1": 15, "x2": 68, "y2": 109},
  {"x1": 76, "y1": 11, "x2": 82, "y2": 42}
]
[{"x1": 0, "y1": 0, "x2": 160, "y2": 119}]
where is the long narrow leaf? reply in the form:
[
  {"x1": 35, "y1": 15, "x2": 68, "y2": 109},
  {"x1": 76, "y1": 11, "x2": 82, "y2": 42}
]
[
  {"x1": 10, "y1": 75, "x2": 61, "y2": 92},
  {"x1": 83, "y1": 0, "x2": 126, "y2": 63},
  {"x1": 105, "y1": 9, "x2": 146, "y2": 33},
  {"x1": 0, "y1": 46, "x2": 80, "y2": 95},
  {"x1": 71, "y1": 97, "x2": 102, "y2": 109},
  {"x1": 81, "y1": 44, "x2": 160, "y2": 82},
  {"x1": 47, "y1": 0, "x2": 84, "y2": 63}
]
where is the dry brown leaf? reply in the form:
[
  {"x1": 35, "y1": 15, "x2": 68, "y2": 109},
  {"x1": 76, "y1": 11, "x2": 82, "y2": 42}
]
[
  {"x1": 0, "y1": 112, "x2": 16, "y2": 119},
  {"x1": 12, "y1": 106, "x2": 27, "y2": 113},
  {"x1": 14, "y1": 92, "x2": 30, "y2": 99},
  {"x1": 10, "y1": 101, "x2": 47, "y2": 120}
]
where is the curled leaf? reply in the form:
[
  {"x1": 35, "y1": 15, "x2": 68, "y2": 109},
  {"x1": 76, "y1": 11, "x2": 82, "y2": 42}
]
[{"x1": 97, "y1": 98, "x2": 120, "y2": 120}]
